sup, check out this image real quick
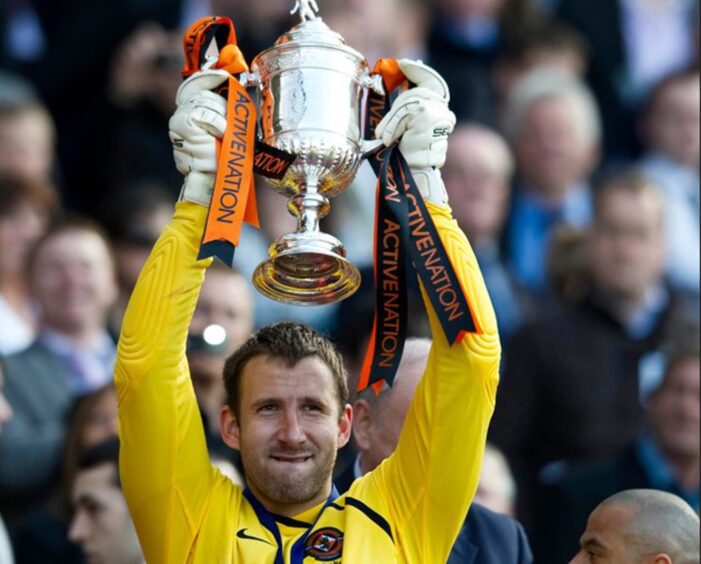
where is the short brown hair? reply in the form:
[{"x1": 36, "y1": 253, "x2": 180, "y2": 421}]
[
  {"x1": 593, "y1": 168, "x2": 664, "y2": 220},
  {"x1": 223, "y1": 322, "x2": 348, "y2": 418}
]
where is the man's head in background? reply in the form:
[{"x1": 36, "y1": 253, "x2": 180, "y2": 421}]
[
  {"x1": 0, "y1": 73, "x2": 56, "y2": 183},
  {"x1": 503, "y1": 68, "x2": 601, "y2": 202},
  {"x1": 570, "y1": 489, "x2": 699, "y2": 564},
  {"x1": 27, "y1": 217, "x2": 118, "y2": 338},
  {"x1": 351, "y1": 339, "x2": 431, "y2": 476},
  {"x1": 442, "y1": 123, "x2": 514, "y2": 247},
  {"x1": 494, "y1": 19, "x2": 589, "y2": 101},
  {"x1": 68, "y1": 437, "x2": 143, "y2": 564},
  {"x1": 587, "y1": 170, "x2": 666, "y2": 317},
  {"x1": 0, "y1": 173, "x2": 58, "y2": 282},
  {"x1": 188, "y1": 261, "x2": 253, "y2": 383},
  {"x1": 640, "y1": 68, "x2": 700, "y2": 169},
  {"x1": 647, "y1": 334, "x2": 700, "y2": 474},
  {"x1": 473, "y1": 443, "x2": 517, "y2": 516}
]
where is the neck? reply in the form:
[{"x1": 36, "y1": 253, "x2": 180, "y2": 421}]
[
  {"x1": 523, "y1": 178, "x2": 572, "y2": 205},
  {"x1": 661, "y1": 447, "x2": 701, "y2": 491},
  {"x1": 597, "y1": 288, "x2": 650, "y2": 326},
  {"x1": 358, "y1": 454, "x2": 373, "y2": 477}
]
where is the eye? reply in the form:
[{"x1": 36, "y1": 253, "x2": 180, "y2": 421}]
[
  {"x1": 301, "y1": 403, "x2": 323, "y2": 413},
  {"x1": 258, "y1": 404, "x2": 279, "y2": 413},
  {"x1": 588, "y1": 552, "x2": 599, "y2": 562}
]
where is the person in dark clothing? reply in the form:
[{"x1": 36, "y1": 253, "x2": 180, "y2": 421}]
[
  {"x1": 535, "y1": 332, "x2": 700, "y2": 562},
  {"x1": 490, "y1": 169, "x2": 700, "y2": 531}
]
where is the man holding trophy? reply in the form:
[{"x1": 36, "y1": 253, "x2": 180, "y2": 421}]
[{"x1": 115, "y1": 3, "x2": 500, "y2": 562}]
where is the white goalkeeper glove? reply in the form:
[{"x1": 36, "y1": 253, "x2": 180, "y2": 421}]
[
  {"x1": 375, "y1": 59, "x2": 455, "y2": 206},
  {"x1": 169, "y1": 69, "x2": 229, "y2": 206}
]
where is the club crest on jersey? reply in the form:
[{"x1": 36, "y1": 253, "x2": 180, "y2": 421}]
[{"x1": 304, "y1": 527, "x2": 344, "y2": 561}]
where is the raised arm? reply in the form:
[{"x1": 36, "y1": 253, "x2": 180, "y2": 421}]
[
  {"x1": 369, "y1": 60, "x2": 501, "y2": 561},
  {"x1": 115, "y1": 70, "x2": 236, "y2": 563}
]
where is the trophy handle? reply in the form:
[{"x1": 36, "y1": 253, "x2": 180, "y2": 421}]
[
  {"x1": 360, "y1": 71, "x2": 385, "y2": 96},
  {"x1": 239, "y1": 71, "x2": 261, "y2": 89}
]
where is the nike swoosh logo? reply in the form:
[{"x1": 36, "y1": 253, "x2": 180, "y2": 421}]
[{"x1": 236, "y1": 528, "x2": 274, "y2": 545}]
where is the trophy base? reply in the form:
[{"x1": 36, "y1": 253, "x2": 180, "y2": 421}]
[{"x1": 252, "y1": 233, "x2": 361, "y2": 305}]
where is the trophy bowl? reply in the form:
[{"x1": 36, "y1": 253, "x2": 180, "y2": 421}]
[{"x1": 247, "y1": 15, "x2": 383, "y2": 305}]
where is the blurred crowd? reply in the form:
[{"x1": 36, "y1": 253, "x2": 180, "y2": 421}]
[{"x1": 0, "y1": 0, "x2": 699, "y2": 562}]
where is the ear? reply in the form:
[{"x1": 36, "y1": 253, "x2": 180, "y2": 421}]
[
  {"x1": 337, "y1": 404, "x2": 353, "y2": 449},
  {"x1": 219, "y1": 405, "x2": 241, "y2": 450},
  {"x1": 650, "y1": 555, "x2": 672, "y2": 564},
  {"x1": 351, "y1": 399, "x2": 373, "y2": 451}
]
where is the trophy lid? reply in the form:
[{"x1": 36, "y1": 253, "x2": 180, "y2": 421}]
[{"x1": 274, "y1": 18, "x2": 347, "y2": 48}]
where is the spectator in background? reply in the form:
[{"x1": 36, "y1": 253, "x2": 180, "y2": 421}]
[
  {"x1": 638, "y1": 68, "x2": 700, "y2": 294},
  {"x1": 10, "y1": 384, "x2": 118, "y2": 563},
  {"x1": 0, "y1": 219, "x2": 118, "y2": 512},
  {"x1": 557, "y1": 0, "x2": 698, "y2": 159},
  {"x1": 493, "y1": 18, "x2": 589, "y2": 106},
  {"x1": 536, "y1": 332, "x2": 700, "y2": 562},
  {"x1": 569, "y1": 490, "x2": 699, "y2": 564},
  {"x1": 189, "y1": 261, "x2": 253, "y2": 463},
  {"x1": 0, "y1": 174, "x2": 58, "y2": 355},
  {"x1": 490, "y1": 170, "x2": 699, "y2": 531},
  {"x1": 474, "y1": 444, "x2": 518, "y2": 517},
  {"x1": 502, "y1": 68, "x2": 601, "y2": 291},
  {"x1": 98, "y1": 23, "x2": 184, "y2": 206},
  {"x1": 0, "y1": 363, "x2": 14, "y2": 564},
  {"x1": 0, "y1": 75, "x2": 56, "y2": 184},
  {"x1": 427, "y1": 0, "x2": 543, "y2": 123},
  {"x1": 99, "y1": 182, "x2": 174, "y2": 335},
  {"x1": 341, "y1": 339, "x2": 533, "y2": 563},
  {"x1": 442, "y1": 123, "x2": 533, "y2": 341},
  {"x1": 68, "y1": 437, "x2": 143, "y2": 564},
  {"x1": 324, "y1": 0, "x2": 430, "y2": 64}
]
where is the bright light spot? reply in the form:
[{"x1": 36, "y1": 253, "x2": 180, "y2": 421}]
[{"x1": 203, "y1": 324, "x2": 226, "y2": 346}]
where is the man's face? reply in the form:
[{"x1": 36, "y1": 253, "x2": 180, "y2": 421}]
[
  {"x1": 515, "y1": 96, "x2": 597, "y2": 197},
  {"x1": 31, "y1": 229, "x2": 117, "y2": 334},
  {"x1": 588, "y1": 189, "x2": 665, "y2": 301},
  {"x1": 646, "y1": 77, "x2": 700, "y2": 167},
  {"x1": 648, "y1": 357, "x2": 700, "y2": 460},
  {"x1": 0, "y1": 111, "x2": 54, "y2": 182},
  {"x1": 356, "y1": 368, "x2": 421, "y2": 473},
  {"x1": 442, "y1": 129, "x2": 511, "y2": 243},
  {"x1": 569, "y1": 503, "x2": 642, "y2": 563},
  {"x1": 224, "y1": 355, "x2": 351, "y2": 513},
  {"x1": 0, "y1": 372, "x2": 13, "y2": 435},
  {"x1": 68, "y1": 463, "x2": 142, "y2": 564},
  {"x1": 189, "y1": 269, "x2": 253, "y2": 379}
]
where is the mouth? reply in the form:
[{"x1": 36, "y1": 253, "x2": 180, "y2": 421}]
[{"x1": 270, "y1": 454, "x2": 314, "y2": 464}]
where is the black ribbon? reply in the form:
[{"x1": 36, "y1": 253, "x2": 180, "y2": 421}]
[{"x1": 359, "y1": 77, "x2": 476, "y2": 392}]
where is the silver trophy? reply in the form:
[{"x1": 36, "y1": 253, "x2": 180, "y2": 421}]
[{"x1": 242, "y1": 0, "x2": 384, "y2": 305}]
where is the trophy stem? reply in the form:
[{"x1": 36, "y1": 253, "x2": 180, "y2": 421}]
[{"x1": 288, "y1": 177, "x2": 331, "y2": 234}]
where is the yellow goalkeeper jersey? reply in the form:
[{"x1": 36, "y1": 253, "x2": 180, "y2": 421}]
[{"x1": 116, "y1": 202, "x2": 500, "y2": 564}]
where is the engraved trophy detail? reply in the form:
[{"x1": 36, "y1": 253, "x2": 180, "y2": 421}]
[{"x1": 243, "y1": 0, "x2": 384, "y2": 305}]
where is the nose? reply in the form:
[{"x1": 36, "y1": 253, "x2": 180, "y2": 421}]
[
  {"x1": 278, "y1": 410, "x2": 306, "y2": 446},
  {"x1": 68, "y1": 511, "x2": 90, "y2": 544}
]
